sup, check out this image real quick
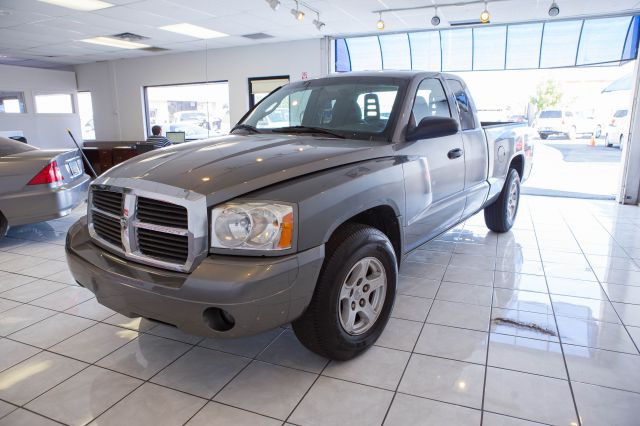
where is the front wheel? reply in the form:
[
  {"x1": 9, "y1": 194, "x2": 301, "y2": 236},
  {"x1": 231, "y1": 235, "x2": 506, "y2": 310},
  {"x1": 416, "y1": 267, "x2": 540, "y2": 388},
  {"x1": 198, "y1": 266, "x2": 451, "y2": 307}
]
[
  {"x1": 484, "y1": 168, "x2": 521, "y2": 233},
  {"x1": 292, "y1": 224, "x2": 397, "y2": 360}
]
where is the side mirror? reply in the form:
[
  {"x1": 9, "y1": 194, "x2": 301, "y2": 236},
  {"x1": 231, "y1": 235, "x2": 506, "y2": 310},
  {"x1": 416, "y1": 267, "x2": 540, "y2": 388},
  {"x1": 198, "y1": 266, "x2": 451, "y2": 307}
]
[{"x1": 406, "y1": 116, "x2": 459, "y2": 141}]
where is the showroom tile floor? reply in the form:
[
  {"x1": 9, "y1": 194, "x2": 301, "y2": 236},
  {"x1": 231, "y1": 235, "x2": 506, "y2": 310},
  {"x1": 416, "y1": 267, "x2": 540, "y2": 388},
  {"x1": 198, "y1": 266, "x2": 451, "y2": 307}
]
[{"x1": 0, "y1": 196, "x2": 640, "y2": 425}]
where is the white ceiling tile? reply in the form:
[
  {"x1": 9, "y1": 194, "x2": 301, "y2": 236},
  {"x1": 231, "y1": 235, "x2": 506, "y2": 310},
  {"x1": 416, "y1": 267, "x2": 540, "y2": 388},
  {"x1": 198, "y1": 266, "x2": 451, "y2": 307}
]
[
  {"x1": 93, "y1": 4, "x2": 180, "y2": 26},
  {"x1": 125, "y1": 0, "x2": 217, "y2": 21},
  {"x1": 0, "y1": 7, "x2": 51, "y2": 28}
]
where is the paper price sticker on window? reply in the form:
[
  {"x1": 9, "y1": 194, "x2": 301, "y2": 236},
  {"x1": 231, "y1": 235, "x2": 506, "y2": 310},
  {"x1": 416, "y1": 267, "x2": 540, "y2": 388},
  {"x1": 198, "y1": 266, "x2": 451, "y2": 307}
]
[{"x1": 301, "y1": 72, "x2": 308, "y2": 80}]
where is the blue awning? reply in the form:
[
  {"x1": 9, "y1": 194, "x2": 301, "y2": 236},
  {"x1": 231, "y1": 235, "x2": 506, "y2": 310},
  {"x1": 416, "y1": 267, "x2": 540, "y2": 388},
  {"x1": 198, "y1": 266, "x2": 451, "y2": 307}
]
[{"x1": 335, "y1": 15, "x2": 640, "y2": 72}]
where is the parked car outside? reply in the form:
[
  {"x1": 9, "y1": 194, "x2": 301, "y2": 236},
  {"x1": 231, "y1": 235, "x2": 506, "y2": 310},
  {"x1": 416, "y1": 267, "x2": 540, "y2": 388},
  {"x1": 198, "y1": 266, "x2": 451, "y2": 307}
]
[
  {"x1": 66, "y1": 71, "x2": 533, "y2": 360},
  {"x1": 0, "y1": 137, "x2": 90, "y2": 237},
  {"x1": 256, "y1": 108, "x2": 289, "y2": 128},
  {"x1": 535, "y1": 109, "x2": 593, "y2": 140},
  {"x1": 606, "y1": 109, "x2": 629, "y2": 149},
  {"x1": 174, "y1": 110, "x2": 222, "y2": 131},
  {"x1": 167, "y1": 123, "x2": 211, "y2": 141}
]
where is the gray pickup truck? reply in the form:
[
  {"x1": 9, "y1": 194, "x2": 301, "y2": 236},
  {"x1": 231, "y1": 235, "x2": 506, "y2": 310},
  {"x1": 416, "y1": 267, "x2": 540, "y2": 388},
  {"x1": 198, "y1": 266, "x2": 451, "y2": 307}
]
[{"x1": 66, "y1": 71, "x2": 533, "y2": 360}]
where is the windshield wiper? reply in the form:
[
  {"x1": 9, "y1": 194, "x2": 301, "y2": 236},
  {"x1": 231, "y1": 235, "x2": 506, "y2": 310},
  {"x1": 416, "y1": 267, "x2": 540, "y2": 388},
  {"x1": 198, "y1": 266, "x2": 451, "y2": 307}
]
[
  {"x1": 272, "y1": 126, "x2": 345, "y2": 139},
  {"x1": 231, "y1": 124, "x2": 261, "y2": 134}
]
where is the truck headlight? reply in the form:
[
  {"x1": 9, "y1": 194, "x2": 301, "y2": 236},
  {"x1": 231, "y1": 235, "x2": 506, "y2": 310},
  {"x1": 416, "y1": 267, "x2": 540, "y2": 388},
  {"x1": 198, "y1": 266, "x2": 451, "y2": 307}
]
[{"x1": 210, "y1": 202, "x2": 294, "y2": 251}]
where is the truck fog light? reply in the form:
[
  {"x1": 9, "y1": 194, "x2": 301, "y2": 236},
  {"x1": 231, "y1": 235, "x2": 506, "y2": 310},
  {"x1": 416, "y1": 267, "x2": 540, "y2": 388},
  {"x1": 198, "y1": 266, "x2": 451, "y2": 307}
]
[{"x1": 203, "y1": 307, "x2": 235, "y2": 332}]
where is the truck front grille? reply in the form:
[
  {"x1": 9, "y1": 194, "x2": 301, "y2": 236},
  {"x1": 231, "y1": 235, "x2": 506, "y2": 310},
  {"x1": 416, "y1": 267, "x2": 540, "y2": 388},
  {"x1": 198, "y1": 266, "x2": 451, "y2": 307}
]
[
  {"x1": 137, "y1": 197, "x2": 188, "y2": 228},
  {"x1": 137, "y1": 228, "x2": 189, "y2": 263},
  {"x1": 92, "y1": 190, "x2": 123, "y2": 216},
  {"x1": 87, "y1": 186, "x2": 206, "y2": 273},
  {"x1": 92, "y1": 211, "x2": 122, "y2": 248}
]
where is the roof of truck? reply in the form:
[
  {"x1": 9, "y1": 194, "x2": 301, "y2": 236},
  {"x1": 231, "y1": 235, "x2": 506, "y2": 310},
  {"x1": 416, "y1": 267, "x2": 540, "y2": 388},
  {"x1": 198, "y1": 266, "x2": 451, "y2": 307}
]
[{"x1": 313, "y1": 70, "x2": 458, "y2": 81}]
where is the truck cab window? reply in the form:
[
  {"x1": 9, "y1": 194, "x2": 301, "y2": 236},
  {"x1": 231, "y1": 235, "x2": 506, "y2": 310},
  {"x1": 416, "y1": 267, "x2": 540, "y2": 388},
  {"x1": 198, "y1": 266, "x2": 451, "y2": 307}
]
[
  {"x1": 447, "y1": 79, "x2": 476, "y2": 131},
  {"x1": 412, "y1": 78, "x2": 451, "y2": 126}
]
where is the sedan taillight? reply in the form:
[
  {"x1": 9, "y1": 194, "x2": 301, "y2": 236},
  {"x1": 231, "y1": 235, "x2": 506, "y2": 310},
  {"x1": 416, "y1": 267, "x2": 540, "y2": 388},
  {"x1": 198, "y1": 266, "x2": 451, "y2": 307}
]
[{"x1": 28, "y1": 161, "x2": 64, "y2": 185}]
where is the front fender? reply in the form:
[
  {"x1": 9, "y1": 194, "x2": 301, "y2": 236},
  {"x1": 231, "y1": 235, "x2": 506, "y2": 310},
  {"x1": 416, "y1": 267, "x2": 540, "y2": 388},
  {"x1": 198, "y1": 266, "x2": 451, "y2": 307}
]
[{"x1": 247, "y1": 157, "x2": 407, "y2": 252}]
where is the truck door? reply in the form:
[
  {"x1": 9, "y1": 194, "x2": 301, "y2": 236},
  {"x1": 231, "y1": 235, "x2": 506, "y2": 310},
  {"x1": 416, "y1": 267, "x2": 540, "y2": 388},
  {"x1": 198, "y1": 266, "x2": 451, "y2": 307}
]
[
  {"x1": 402, "y1": 78, "x2": 466, "y2": 251},
  {"x1": 446, "y1": 78, "x2": 490, "y2": 217}
]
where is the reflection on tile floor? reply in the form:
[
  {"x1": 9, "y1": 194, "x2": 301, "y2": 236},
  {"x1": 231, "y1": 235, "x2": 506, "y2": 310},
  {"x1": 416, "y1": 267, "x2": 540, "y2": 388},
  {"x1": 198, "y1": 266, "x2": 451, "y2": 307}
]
[{"x1": 1, "y1": 196, "x2": 640, "y2": 425}]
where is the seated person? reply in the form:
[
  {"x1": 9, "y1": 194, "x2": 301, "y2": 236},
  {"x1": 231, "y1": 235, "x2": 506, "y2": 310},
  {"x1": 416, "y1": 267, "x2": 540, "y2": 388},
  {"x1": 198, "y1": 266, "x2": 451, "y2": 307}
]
[{"x1": 146, "y1": 125, "x2": 171, "y2": 149}]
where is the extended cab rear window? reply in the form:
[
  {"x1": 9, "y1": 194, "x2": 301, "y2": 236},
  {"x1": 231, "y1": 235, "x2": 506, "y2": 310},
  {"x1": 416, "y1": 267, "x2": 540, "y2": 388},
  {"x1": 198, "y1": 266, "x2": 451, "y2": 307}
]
[
  {"x1": 614, "y1": 110, "x2": 628, "y2": 118},
  {"x1": 540, "y1": 110, "x2": 562, "y2": 118}
]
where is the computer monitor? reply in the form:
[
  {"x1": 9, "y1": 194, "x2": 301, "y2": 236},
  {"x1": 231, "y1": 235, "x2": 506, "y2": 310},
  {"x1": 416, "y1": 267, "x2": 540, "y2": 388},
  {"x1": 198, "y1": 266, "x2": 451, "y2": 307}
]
[{"x1": 166, "y1": 131, "x2": 186, "y2": 144}]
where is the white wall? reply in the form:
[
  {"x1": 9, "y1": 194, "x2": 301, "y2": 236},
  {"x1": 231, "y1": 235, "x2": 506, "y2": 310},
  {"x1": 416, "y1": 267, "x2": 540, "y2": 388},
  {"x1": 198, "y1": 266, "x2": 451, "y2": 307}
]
[
  {"x1": 75, "y1": 38, "x2": 328, "y2": 142},
  {"x1": 0, "y1": 64, "x2": 81, "y2": 149}
]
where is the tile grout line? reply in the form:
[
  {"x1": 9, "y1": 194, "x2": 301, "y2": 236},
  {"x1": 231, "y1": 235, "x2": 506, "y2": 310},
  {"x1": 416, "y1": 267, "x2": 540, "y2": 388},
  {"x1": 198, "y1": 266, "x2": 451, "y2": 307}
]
[
  {"x1": 180, "y1": 328, "x2": 289, "y2": 426},
  {"x1": 479, "y1": 220, "x2": 500, "y2": 426},
  {"x1": 380, "y1": 229, "x2": 459, "y2": 426},
  {"x1": 534, "y1": 206, "x2": 583, "y2": 426},
  {"x1": 584, "y1": 214, "x2": 640, "y2": 355},
  {"x1": 558, "y1": 216, "x2": 640, "y2": 355}
]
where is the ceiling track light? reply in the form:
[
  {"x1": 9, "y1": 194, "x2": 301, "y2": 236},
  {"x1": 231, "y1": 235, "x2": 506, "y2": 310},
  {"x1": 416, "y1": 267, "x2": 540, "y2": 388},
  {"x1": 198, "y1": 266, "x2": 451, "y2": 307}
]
[
  {"x1": 313, "y1": 12, "x2": 325, "y2": 31},
  {"x1": 265, "y1": 0, "x2": 280, "y2": 11},
  {"x1": 291, "y1": 1, "x2": 305, "y2": 21},
  {"x1": 431, "y1": 6, "x2": 441, "y2": 26},
  {"x1": 548, "y1": 1, "x2": 560, "y2": 17},
  {"x1": 480, "y1": 1, "x2": 490, "y2": 23},
  {"x1": 376, "y1": 12, "x2": 385, "y2": 31}
]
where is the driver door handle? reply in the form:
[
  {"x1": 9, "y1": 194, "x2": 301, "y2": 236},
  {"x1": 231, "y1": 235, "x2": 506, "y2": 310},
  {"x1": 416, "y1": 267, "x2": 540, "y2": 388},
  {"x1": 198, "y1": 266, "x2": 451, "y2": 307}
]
[{"x1": 447, "y1": 148, "x2": 464, "y2": 159}]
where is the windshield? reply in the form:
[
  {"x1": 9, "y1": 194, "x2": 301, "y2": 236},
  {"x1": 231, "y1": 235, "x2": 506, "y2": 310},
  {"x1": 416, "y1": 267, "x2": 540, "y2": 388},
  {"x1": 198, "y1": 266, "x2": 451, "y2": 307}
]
[
  {"x1": 237, "y1": 78, "x2": 406, "y2": 140},
  {"x1": 540, "y1": 110, "x2": 562, "y2": 118}
]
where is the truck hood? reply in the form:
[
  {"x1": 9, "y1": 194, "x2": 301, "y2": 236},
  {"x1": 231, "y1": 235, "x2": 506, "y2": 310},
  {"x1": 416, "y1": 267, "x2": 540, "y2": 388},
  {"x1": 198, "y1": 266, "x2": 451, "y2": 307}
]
[{"x1": 97, "y1": 134, "x2": 394, "y2": 201}]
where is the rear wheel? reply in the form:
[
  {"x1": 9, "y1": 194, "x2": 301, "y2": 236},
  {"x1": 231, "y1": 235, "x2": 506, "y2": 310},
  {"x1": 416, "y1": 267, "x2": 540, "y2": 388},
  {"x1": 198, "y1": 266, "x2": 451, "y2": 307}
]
[
  {"x1": 539, "y1": 134, "x2": 548, "y2": 140},
  {"x1": 292, "y1": 223, "x2": 397, "y2": 360},
  {"x1": 0, "y1": 212, "x2": 8, "y2": 239},
  {"x1": 484, "y1": 168, "x2": 520, "y2": 233}
]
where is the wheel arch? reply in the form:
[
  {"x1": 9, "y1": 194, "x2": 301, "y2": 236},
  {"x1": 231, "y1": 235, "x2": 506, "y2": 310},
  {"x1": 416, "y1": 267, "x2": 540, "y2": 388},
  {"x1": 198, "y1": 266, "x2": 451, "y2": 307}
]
[
  {"x1": 325, "y1": 204, "x2": 403, "y2": 266},
  {"x1": 509, "y1": 154, "x2": 524, "y2": 179}
]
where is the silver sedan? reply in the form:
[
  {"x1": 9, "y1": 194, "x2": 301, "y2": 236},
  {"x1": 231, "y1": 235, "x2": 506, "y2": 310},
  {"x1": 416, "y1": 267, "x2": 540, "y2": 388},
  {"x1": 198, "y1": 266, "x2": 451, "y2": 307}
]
[{"x1": 0, "y1": 136, "x2": 90, "y2": 237}]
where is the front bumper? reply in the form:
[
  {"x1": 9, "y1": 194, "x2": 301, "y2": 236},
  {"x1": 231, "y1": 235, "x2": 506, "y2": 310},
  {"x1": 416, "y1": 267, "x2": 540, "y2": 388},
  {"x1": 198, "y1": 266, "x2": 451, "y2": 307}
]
[
  {"x1": 65, "y1": 217, "x2": 324, "y2": 338},
  {"x1": 4, "y1": 175, "x2": 90, "y2": 226}
]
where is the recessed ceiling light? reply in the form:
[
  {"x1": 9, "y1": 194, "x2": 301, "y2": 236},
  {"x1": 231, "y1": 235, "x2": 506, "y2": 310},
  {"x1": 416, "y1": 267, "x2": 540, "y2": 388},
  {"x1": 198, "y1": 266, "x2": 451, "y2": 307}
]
[
  {"x1": 159, "y1": 23, "x2": 228, "y2": 39},
  {"x1": 80, "y1": 36, "x2": 150, "y2": 49},
  {"x1": 548, "y1": 1, "x2": 560, "y2": 16},
  {"x1": 38, "y1": 0, "x2": 113, "y2": 12}
]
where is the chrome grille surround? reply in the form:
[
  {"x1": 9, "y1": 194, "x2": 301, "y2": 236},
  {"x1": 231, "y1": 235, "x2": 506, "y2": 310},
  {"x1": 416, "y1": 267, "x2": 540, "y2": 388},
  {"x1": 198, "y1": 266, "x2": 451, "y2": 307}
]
[{"x1": 87, "y1": 178, "x2": 208, "y2": 273}]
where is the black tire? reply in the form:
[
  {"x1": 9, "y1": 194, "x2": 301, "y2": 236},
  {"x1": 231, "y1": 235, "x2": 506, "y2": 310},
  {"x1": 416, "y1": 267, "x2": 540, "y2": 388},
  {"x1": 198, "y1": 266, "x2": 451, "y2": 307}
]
[
  {"x1": 484, "y1": 168, "x2": 520, "y2": 233},
  {"x1": 292, "y1": 223, "x2": 397, "y2": 360},
  {"x1": 0, "y1": 212, "x2": 7, "y2": 239},
  {"x1": 540, "y1": 134, "x2": 548, "y2": 140}
]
